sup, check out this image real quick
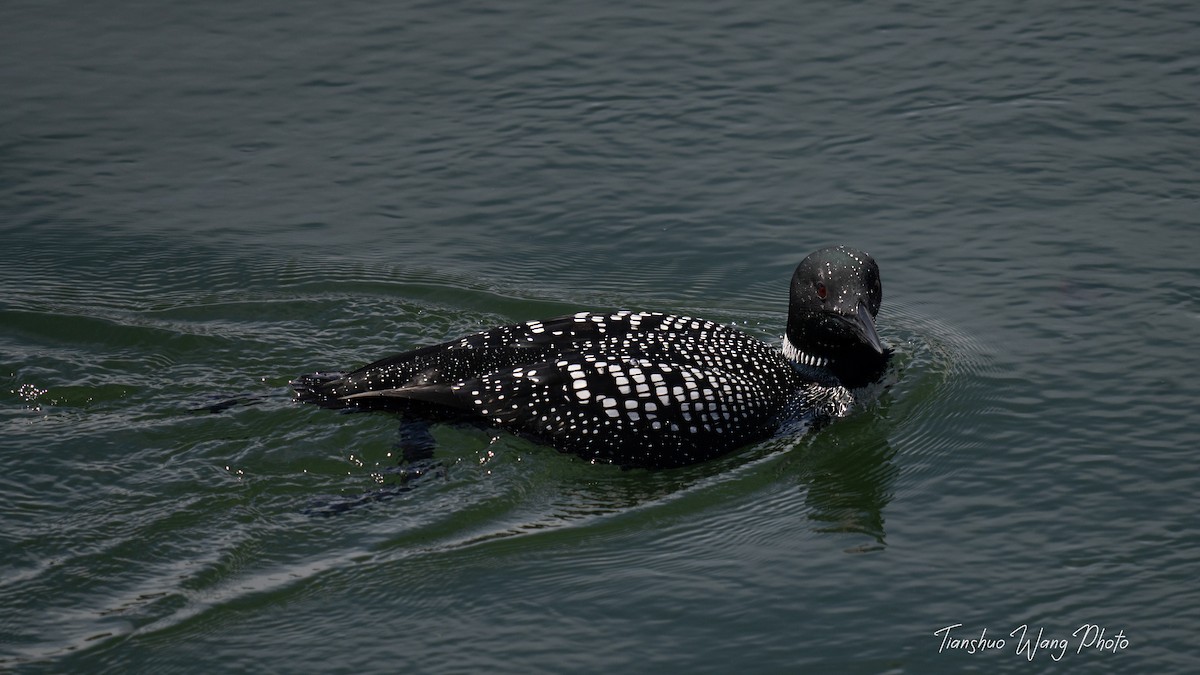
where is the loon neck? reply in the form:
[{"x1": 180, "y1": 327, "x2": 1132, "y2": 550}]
[
  {"x1": 783, "y1": 334, "x2": 892, "y2": 389},
  {"x1": 782, "y1": 336, "x2": 842, "y2": 386},
  {"x1": 782, "y1": 336, "x2": 828, "y2": 367}
]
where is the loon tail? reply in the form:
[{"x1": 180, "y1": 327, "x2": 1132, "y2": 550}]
[
  {"x1": 290, "y1": 369, "x2": 467, "y2": 415},
  {"x1": 290, "y1": 371, "x2": 349, "y2": 407}
]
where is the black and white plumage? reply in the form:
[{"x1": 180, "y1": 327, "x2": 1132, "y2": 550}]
[{"x1": 293, "y1": 246, "x2": 890, "y2": 468}]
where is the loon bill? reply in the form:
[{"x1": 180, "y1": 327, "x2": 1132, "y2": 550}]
[{"x1": 292, "y1": 246, "x2": 890, "y2": 468}]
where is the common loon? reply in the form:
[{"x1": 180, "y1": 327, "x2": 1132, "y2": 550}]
[{"x1": 292, "y1": 246, "x2": 890, "y2": 468}]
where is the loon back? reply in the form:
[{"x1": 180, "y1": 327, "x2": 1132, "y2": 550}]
[
  {"x1": 296, "y1": 312, "x2": 822, "y2": 467},
  {"x1": 293, "y1": 247, "x2": 889, "y2": 468}
]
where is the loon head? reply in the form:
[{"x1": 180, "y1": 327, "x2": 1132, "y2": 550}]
[{"x1": 785, "y1": 246, "x2": 889, "y2": 388}]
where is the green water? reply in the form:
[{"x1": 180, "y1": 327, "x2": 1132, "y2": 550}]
[{"x1": 3, "y1": 0, "x2": 1198, "y2": 672}]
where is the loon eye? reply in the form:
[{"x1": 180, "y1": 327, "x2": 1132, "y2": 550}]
[{"x1": 815, "y1": 282, "x2": 828, "y2": 300}]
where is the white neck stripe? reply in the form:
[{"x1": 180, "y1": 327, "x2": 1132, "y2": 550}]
[{"x1": 782, "y1": 337, "x2": 829, "y2": 368}]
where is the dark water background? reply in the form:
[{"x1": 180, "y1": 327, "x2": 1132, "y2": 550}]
[{"x1": 3, "y1": 0, "x2": 1198, "y2": 672}]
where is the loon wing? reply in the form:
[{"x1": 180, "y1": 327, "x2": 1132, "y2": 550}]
[
  {"x1": 346, "y1": 349, "x2": 787, "y2": 467},
  {"x1": 294, "y1": 311, "x2": 801, "y2": 466}
]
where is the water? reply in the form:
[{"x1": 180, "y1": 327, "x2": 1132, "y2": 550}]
[{"x1": 2, "y1": 0, "x2": 1198, "y2": 672}]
